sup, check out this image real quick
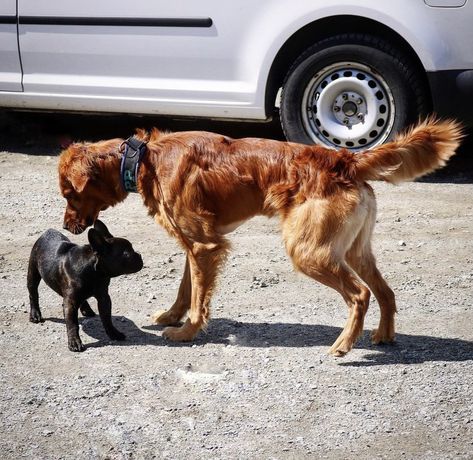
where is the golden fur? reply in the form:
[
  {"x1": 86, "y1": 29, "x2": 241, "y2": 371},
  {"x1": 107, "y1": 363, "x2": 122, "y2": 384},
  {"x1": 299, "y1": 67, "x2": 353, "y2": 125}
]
[{"x1": 58, "y1": 117, "x2": 463, "y2": 355}]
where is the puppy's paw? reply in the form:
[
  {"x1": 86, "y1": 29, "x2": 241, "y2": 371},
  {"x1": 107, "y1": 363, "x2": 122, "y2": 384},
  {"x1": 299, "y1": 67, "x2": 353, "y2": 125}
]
[
  {"x1": 371, "y1": 328, "x2": 395, "y2": 345},
  {"x1": 162, "y1": 326, "x2": 194, "y2": 342},
  {"x1": 68, "y1": 337, "x2": 85, "y2": 352},
  {"x1": 151, "y1": 309, "x2": 182, "y2": 327},
  {"x1": 107, "y1": 329, "x2": 126, "y2": 341},
  {"x1": 29, "y1": 311, "x2": 43, "y2": 323}
]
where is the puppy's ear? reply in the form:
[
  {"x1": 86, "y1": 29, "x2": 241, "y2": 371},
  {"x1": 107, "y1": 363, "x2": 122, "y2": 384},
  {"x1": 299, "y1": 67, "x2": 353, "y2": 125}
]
[
  {"x1": 93, "y1": 220, "x2": 113, "y2": 238},
  {"x1": 88, "y1": 228, "x2": 107, "y2": 253}
]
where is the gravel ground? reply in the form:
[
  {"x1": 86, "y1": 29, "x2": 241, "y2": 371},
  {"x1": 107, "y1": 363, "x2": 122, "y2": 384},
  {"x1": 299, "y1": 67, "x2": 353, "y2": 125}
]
[{"x1": 0, "y1": 112, "x2": 472, "y2": 459}]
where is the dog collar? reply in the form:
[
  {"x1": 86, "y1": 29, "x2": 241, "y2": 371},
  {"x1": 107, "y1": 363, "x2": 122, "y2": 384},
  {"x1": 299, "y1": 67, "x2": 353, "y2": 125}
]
[{"x1": 120, "y1": 136, "x2": 148, "y2": 193}]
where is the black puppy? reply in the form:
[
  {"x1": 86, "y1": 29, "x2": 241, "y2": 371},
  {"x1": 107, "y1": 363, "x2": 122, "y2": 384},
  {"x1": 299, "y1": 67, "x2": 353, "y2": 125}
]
[{"x1": 27, "y1": 220, "x2": 143, "y2": 352}]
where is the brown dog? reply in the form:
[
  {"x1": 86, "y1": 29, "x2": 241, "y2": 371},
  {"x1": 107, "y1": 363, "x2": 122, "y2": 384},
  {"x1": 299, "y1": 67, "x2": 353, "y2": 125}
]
[{"x1": 58, "y1": 118, "x2": 462, "y2": 356}]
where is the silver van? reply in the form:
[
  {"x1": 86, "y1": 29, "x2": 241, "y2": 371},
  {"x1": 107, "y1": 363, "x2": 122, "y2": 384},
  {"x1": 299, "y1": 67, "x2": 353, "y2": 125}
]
[{"x1": 1, "y1": 0, "x2": 472, "y2": 149}]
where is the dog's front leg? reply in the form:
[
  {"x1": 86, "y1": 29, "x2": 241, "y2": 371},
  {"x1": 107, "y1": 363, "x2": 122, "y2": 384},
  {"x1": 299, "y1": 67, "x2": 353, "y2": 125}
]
[
  {"x1": 152, "y1": 256, "x2": 191, "y2": 326},
  {"x1": 80, "y1": 300, "x2": 96, "y2": 317},
  {"x1": 27, "y1": 259, "x2": 43, "y2": 323},
  {"x1": 63, "y1": 296, "x2": 84, "y2": 352},
  {"x1": 162, "y1": 242, "x2": 228, "y2": 342},
  {"x1": 96, "y1": 293, "x2": 126, "y2": 341}
]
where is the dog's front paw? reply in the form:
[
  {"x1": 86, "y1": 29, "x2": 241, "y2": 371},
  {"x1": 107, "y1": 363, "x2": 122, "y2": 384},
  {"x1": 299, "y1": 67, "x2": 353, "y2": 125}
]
[
  {"x1": 107, "y1": 329, "x2": 126, "y2": 341},
  {"x1": 328, "y1": 344, "x2": 350, "y2": 357},
  {"x1": 371, "y1": 328, "x2": 395, "y2": 345},
  {"x1": 151, "y1": 309, "x2": 182, "y2": 327},
  {"x1": 162, "y1": 326, "x2": 195, "y2": 342},
  {"x1": 29, "y1": 310, "x2": 43, "y2": 323},
  {"x1": 68, "y1": 337, "x2": 85, "y2": 352},
  {"x1": 328, "y1": 335, "x2": 353, "y2": 357}
]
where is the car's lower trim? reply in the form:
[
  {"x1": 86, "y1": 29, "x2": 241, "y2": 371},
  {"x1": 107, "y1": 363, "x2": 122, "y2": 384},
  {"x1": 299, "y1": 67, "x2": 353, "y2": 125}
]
[{"x1": 0, "y1": 91, "x2": 266, "y2": 120}]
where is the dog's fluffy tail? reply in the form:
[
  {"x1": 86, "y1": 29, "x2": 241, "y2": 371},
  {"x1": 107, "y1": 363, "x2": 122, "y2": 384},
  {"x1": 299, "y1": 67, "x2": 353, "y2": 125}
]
[{"x1": 354, "y1": 117, "x2": 464, "y2": 183}]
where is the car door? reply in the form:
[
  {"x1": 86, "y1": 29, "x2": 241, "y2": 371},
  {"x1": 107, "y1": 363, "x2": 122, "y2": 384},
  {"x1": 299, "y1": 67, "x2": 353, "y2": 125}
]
[
  {"x1": 0, "y1": 0, "x2": 22, "y2": 91},
  {"x1": 16, "y1": 0, "x2": 249, "y2": 115}
]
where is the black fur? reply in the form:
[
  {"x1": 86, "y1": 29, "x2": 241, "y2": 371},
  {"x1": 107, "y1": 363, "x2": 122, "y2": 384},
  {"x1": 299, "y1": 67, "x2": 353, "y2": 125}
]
[{"x1": 27, "y1": 220, "x2": 143, "y2": 352}]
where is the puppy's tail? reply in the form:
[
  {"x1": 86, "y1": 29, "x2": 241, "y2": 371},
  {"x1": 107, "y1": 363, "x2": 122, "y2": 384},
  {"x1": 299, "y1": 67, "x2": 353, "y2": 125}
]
[{"x1": 354, "y1": 117, "x2": 464, "y2": 183}]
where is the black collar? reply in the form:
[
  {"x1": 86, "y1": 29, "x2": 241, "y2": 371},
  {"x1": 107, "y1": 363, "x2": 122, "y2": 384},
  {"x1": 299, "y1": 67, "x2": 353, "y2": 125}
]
[{"x1": 120, "y1": 136, "x2": 147, "y2": 193}]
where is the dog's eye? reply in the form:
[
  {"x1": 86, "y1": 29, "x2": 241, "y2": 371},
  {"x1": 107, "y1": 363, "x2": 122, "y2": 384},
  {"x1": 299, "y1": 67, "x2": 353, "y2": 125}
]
[{"x1": 62, "y1": 189, "x2": 72, "y2": 198}]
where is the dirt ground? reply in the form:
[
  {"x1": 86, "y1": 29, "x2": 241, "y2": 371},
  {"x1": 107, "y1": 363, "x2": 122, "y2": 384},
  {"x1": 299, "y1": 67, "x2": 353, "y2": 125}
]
[{"x1": 0, "y1": 112, "x2": 472, "y2": 460}]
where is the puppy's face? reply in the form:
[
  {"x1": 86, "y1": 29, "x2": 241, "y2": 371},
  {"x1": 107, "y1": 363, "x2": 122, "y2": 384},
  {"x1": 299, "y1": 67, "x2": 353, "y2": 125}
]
[
  {"x1": 99, "y1": 237, "x2": 144, "y2": 277},
  {"x1": 88, "y1": 224, "x2": 143, "y2": 277}
]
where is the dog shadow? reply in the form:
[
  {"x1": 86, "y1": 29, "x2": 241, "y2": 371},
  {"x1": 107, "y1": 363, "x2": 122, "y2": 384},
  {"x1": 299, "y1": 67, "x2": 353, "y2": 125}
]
[
  {"x1": 45, "y1": 315, "x2": 164, "y2": 349},
  {"x1": 144, "y1": 317, "x2": 473, "y2": 366},
  {"x1": 45, "y1": 315, "x2": 473, "y2": 365}
]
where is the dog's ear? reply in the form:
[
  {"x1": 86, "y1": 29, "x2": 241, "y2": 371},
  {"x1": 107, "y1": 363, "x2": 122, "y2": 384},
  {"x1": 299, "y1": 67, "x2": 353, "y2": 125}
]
[
  {"x1": 69, "y1": 173, "x2": 89, "y2": 193},
  {"x1": 88, "y1": 228, "x2": 108, "y2": 253},
  {"x1": 93, "y1": 220, "x2": 113, "y2": 238},
  {"x1": 149, "y1": 127, "x2": 162, "y2": 142},
  {"x1": 134, "y1": 128, "x2": 150, "y2": 142}
]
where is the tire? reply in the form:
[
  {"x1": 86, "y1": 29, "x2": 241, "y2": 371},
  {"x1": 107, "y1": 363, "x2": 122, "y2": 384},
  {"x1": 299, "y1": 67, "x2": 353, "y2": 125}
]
[{"x1": 280, "y1": 34, "x2": 427, "y2": 150}]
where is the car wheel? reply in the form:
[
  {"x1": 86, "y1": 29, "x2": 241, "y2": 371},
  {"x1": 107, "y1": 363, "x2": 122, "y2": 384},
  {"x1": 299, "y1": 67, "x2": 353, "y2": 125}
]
[{"x1": 280, "y1": 34, "x2": 427, "y2": 150}]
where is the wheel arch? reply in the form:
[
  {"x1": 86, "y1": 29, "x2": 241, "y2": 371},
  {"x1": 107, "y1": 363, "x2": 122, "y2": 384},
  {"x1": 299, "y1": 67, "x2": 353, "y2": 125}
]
[{"x1": 265, "y1": 15, "x2": 431, "y2": 118}]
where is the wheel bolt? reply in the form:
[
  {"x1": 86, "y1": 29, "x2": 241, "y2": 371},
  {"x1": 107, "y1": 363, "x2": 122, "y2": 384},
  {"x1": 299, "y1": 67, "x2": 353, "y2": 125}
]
[
  {"x1": 343, "y1": 118, "x2": 350, "y2": 125},
  {"x1": 357, "y1": 113, "x2": 364, "y2": 120},
  {"x1": 333, "y1": 106, "x2": 341, "y2": 112},
  {"x1": 342, "y1": 93, "x2": 348, "y2": 100},
  {"x1": 357, "y1": 98, "x2": 363, "y2": 105}
]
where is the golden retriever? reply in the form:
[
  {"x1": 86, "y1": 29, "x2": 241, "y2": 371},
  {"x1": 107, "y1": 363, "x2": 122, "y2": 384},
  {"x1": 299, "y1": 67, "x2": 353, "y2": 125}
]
[{"x1": 58, "y1": 117, "x2": 462, "y2": 355}]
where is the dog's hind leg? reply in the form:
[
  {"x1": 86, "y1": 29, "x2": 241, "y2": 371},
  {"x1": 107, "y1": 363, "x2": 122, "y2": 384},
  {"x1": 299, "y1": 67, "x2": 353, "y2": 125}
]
[
  {"x1": 162, "y1": 239, "x2": 229, "y2": 342},
  {"x1": 296, "y1": 257, "x2": 370, "y2": 356},
  {"x1": 347, "y1": 250, "x2": 396, "y2": 345},
  {"x1": 27, "y1": 257, "x2": 43, "y2": 323},
  {"x1": 345, "y1": 215, "x2": 396, "y2": 345},
  {"x1": 152, "y1": 256, "x2": 191, "y2": 326},
  {"x1": 282, "y1": 197, "x2": 370, "y2": 356}
]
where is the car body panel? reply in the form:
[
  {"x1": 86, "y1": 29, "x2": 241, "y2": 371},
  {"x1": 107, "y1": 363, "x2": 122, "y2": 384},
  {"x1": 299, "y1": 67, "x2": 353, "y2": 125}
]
[
  {"x1": 0, "y1": 0, "x2": 22, "y2": 92},
  {"x1": 0, "y1": 0, "x2": 472, "y2": 120}
]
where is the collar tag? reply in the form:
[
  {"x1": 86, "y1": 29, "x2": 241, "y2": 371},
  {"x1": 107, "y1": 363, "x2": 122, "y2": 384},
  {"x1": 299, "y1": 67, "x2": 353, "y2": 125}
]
[{"x1": 120, "y1": 137, "x2": 147, "y2": 193}]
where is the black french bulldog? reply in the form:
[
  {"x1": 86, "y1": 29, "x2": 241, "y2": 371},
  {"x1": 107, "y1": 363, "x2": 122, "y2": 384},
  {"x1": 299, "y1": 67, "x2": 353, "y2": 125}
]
[{"x1": 27, "y1": 220, "x2": 143, "y2": 352}]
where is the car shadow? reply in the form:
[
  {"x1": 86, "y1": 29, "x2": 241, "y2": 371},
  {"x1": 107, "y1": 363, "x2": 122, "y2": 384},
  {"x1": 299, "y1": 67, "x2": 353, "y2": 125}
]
[
  {"x1": 2, "y1": 110, "x2": 472, "y2": 183},
  {"x1": 0, "y1": 110, "x2": 285, "y2": 156}
]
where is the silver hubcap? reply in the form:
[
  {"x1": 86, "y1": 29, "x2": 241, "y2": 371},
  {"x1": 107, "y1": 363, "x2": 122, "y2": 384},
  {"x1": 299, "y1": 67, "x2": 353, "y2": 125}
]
[{"x1": 301, "y1": 62, "x2": 396, "y2": 150}]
